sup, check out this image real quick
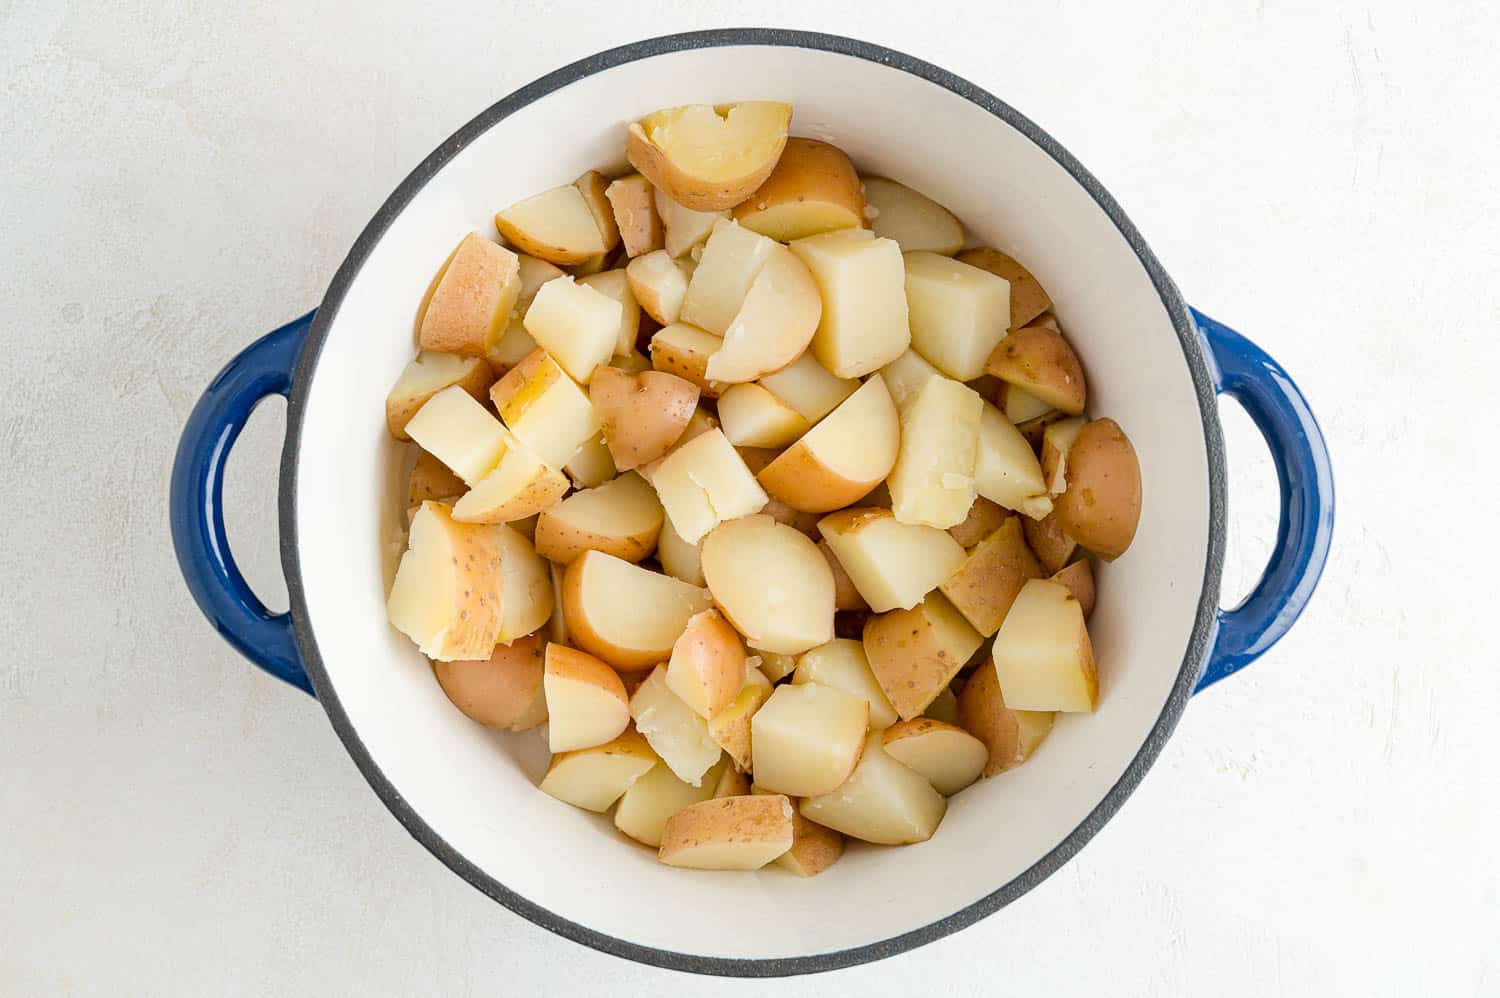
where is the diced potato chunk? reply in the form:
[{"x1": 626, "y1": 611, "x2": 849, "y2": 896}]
[
  {"x1": 614, "y1": 758, "x2": 720, "y2": 846},
  {"x1": 817, "y1": 507, "x2": 966, "y2": 613},
  {"x1": 903, "y1": 251, "x2": 1012, "y2": 381},
  {"x1": 563, "y1": 432, "x2": 617, "y2": 489},
  {"x1": 533, "y1": 471, "x2": 663, "y2": 564},
  {"x1": 704, "y1": 244, "x2": 822, "y2": 384},
  {"x1": 543, "y1": 644, "x2": 630, "y2": 752},
  {"x1": 880, "y1": 718, "x2": 988, "y2": 795},
  {"x1": 956, "y1": 247, "x2": 1053, "y2": 330},
  {"x1": 405, "y1": 385, "x2": 507, "y2": 486},
  {"x1": 879, "y1": 348, "x2": 941, "y2": 410},
  {"x1": 417, "y1": 233, "x2": 522, "y2": 357},
  {"x1": 655, "y1": 188, "x2": 728, "y2": 257},
  {"x1": 490, "y1": 349, "x2": 600, "y2": 470},
  {"x1": 701, "y1": 515, "x2": 835, "y2": 655},
  {"x1": 432, "y1": 632, "x2": 547, "y2": 731},
  {"x1": 538, "y1": 727, "x2": 658, "y2": 812},
  {"x1": 1022, "y1": 510, "x2": 1078, "y2": 574},
  {"x1": 630, "y1": 102, "x2": 793, "y2": 212},
  {"x1": 974, "y1": 402, "x2": 1052, "y2": 520},
  {"x1": 773, "y1": 805, "x2": 845, "y2": 877},
  {"x1": 666, "y1": 609, "x2": 746, "y2": 719},
  {"x1": 948, "y1": 496, "x2": 1010, "y2": 549},
  {"x1": 1050, "y1": 559, "x2": 1096, "y2": 618},
  {"x1": 658, "y1": 794, "x2": 795, "y2": 870},
  {"x1": 522, "y1": 276, "x2": 621, "y2": 384},
  {"x1": 937, "y1": 515, "x2": 1044, "y2": 635},
  {"x1": 751, "y1": 683, "x2": 868, "y2": 797},
  {"x1": 985, "y1": 325, "x2": 1087, "y2": 416},
  {"x1": 604, "y1": 173, "x2": 663, "y2": 258},
  {"x1": 789, "y1": 228, "x2": 910, "y2": 377},
  {"x1": 494, "y1": 184, "x2": 609, "y2": 265},
  {"x1": 862, "y1": 591, "x2": 983, "y2": 719},
  {"x1": 794, "y1": 638, "x2": 898, "y2": 729},
  {"x1": 626, "y1": 249, "x2": 694, "y2": 325},
  {"x1": 955, "y1": 657, "x2": 1054, "y2": 776},
  {"x1": 819, "y1": 539, "x2": 868, "y2": 612},
  {"x1": 656, "y1": 515, "x2": 705, "y2": 586},
  {"x1": 757, "y1": 375, "x2": 900, "y2": 513},
  {"x1": 578, "y1": 268, "x2": 642, "y2": 357},
  {"x1": 708, "y1": 676, "x2": 772, "y2": 772},
  {"x1": 562, "y1": 550, "x2": 711, "y2": 669},
  {"x1": 717, "y1": 383, "x2": 810, "y2": 449},
  {"x1": 386, "y1": 351, "x2": 495, "y2": 440},
  {"x1": 451, "y1": 434, "x2": 569, "y2": 524},
  {"x1": 649, "y1": 322, "x2": 727, "y2": 398},
  {"x1": 1040, "y1": 416, "x2": 1087, "y2": 496},
  {"x1": 573, "y1": 169, "x2": 620, "y2": 252},
  {"x1": 732, "y1": 137, "x2": 865, "y2": 241},
  {"x1": 589, "y1": 366, "x2": 700, "y2": 472},
  {"x1": 861, "y1": 177, "x2": 964, "y2": 255},
  {"x1": 991, "y1": 579, "x2": 1097, "y2": 712},
  {"x1": 680, "y1": 218, "x2": 778, "y2": 335},
  {"x1": 651, "y1": 429, "x2": 768, "y2": 544},
  {"x1": 757, "y1": 351, "x2": 858, "y2": 423},
  {"x1": 800, "y1": 732, "x2": 946, "y2": 844},
  {"x1": 886, "y1": 374, "x2": 983, "y2": 529},
  {"x1": 629, "y1": 665, "x2": 723, "y2": 786}
]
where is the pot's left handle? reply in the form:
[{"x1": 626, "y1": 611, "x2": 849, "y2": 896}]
[{"x1": 170, "y1": 311, "x2": 317, "y2": 696}]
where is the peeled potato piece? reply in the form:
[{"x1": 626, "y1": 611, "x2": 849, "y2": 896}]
[
  {"x1": 861, "y1": 177, "x2": 964, "y2": 255},
  {"x1": 628, "y1": 102, "x2": 793, "y2": 211},
  {"x1": 605, "y1": 173, "x2": 664, "y2": 257},
  {"x1": 629, "y1": 665, "x2": 723, "y2": 786},
  {"x1": 789, "y1": 228, "x2": 910, "y2": 378},
  {"x1": 666, "y1": 609, "x2": 747, "y2": 720},
  {"x1": 863, "y1": 592, "x2": 983, "y2": 720},
  {"x1": 732, "y1": 137, "x2": 865, "y2": 241},
  {"x1": 704, "y1": 245, "x2": 822, "y2": 383},
  {"x1": 658, "y1": 794, "x2": 796, "y2": 870},
  {"x1": 614, "y1": 758, "x2": 721, "y2": 846},
  {"x1": 956, "y1": 657, "x2": 1054, "y2": 776},
  {"x1": 717, "y1": 383, "x2": 810, "y2": 449},
  {"x1": 652, "y1": 429, "x2": 768, "y2": 545},
  {"x1": 386, "y1": 351, "x2": 495, "y2": 440},
  {"x1": 957, "y1": 247, "x2": 1053, "y2": 331},
  {"x1": 879, "y1": 348, "x2": 941, "y2": 410},
  {"x1": 904, "y1": 251, "x2": 1012, "y2": 381},
  {"x1": 991, "y1": 579, "x2": 1097, "y2": 712},
  {"x1": 522, "y1": 276, "x2": 621, "y2": 385},
  {"x1": 405, "y1": 385, "x2": 508, "y2": 486},
  {"x1": 1053, "y1": 418, "x2": 1142, "y2": 561},
  {"x1": 562, "y1": 550, "x2": 711, "y2": 669},
  {"x1": 451, "y1": 433, "x2": 569, "y2": 524},
  {"x1": 938, "y1": 515, "x2": 1044, "y2": 635},
  {"x1": 886, "y1": 374, "x2": 983, "y2": 529},
  {"x1": 432, "y1": 632, "x2": 547, "y2": 731},
  {"x1": 417, "y1": 233, "x2": 522, "y2": 357},
  {"x1": 495, "y1": 184, "x2": 609, "y2": 265},
  {"x1": 539, "y1": 726, "x2": 657, "y2": 812},
  {"x1": 817, "y1": 507, "x2": 966, "y2": 613},
  {"x1": 757, "y1": 350, "x2": 858, "y2": 423},
  {"x1": 1050, "y1": 559, "x2": 1096, "y2": 618},
  {"x1": 881, "y1": 719, "x2": 988, "y2": 795},
  {"x1": 490, "y1": 349, "x2": 600, "y2": 470},
  {"x1": 589, "y1": 365, "x2": 700, "y2": 471},
  {"x1": 751, "y1": 683, "x2": 869, "y2": 797},
  {"x1": 702, "y1": 515, "x2": 835, "y2": 655},
  {"x1": 757, "y1": 375, "x2": 899, "y2": 513},
  {"x1": 650, "y1": 322, "x2": 726, "y2": 398},
  {"x1": 680, "y1": 218, "x2": 778, "y2": 335},
  {"x1": 800, "y1": 732, "x2": 947, "y2": 845},
  {"x1": 533, "y1": 471, "x2": 663, "y2": 564},
  {"x1": 974, "y1": 402, "x2": 1053, "y2": 521},
  {"x1": 985, "y1": 325, "x2": 1088, "y2": 416},
  {"x1": 626, "y1": 250, "x2": 694, "y2": 325},
  {"x1": 578, "y1": 268, "x2": 642, "y2": 357},
  {"x1": 793, "y1": 638, "x2": 898, "y2": 729}
]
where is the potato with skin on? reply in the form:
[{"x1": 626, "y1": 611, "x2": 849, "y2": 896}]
[
  {"x1": 404, "y1": 385, "x2": 508, "y2": 486},
  {"x1": 494, "y1": 185, "x2": 609, "y2": 265},
  {"x1": 629, "y1": 665, "x2": 723, "y2": 786},
  {"x1": 757, "y1": 350, "x2": 858, "y2": 423},
  {"x1": 863, "y1": 592, "x2": 983, "y2": 720},
  {"x1": 752, "y1": 783, "x2": 846, "y2": 877},
  {"x1": 789, "y1": 228, "x2": 910, "y2": 378},
  {"x1": 604, "y1": 174, "x2": 664, "y2": 258},
  {"x1": 562, "y1": 550, "x2": 711, "y2": 670},
  {"x1": 563, "y1": 432, "x2": 617, "y2": 489},
  {"x1": 948, "y1": 496, "x2": 1010, "y2": 549},
  {"x1": 702, "y1": 515, "x2": 835, "y2": 655},
  {"x1": 408, "y1": 450, "x2": 467, "y2": 506},
  {"x1": 704, "y1": 245, "x2": 822, "y2": 383},
  {"x1": 533, "y1": 471, "x2": 664, "y2": 564},
  {"x1": 658, "y1": 794, "x2": 796, "y2": 870},
  {"x1": 887, "y1": 375, "x2": 983, "y2": 529},
  {"x1": 588, "y1": 365, "x2": 700, "y2": 471},
  {"x1": 625, "y1": 250, "x2": 694, "y2": 325},
  {"x1": 573, "y1": 170, "x2": 621, "y2": 253},
  {"x1": 861, "y1": 177, "x2": 965, "y2": 255},
  {"x1": 484, "y1": 255, "x2": 567, "y2": 373},
  {"x1": 656, "y1": 515, "x2": 705, "y2": 587},
  {"x1": 628, "y1": 102, "x2": 793, "y2": 211},
  {"x1": 654, "y1": 188, "x2": 727, "y2": 258},
  {"x1": 938, "y1": 516, "x2": 1044, "y2": 636},
  {"x1": 522, "y1": 276, "x2": 621, "y2": 385},
  {"x1": 680, "y1": 218, "x2": 778, "y2": 335},
  {"x1": 1040, "y1": 416, "x2": 1088, "y2": 496},
  {"x1": 417, "y1": 233, "x2": 522, "y2": 357},
  {"x1": 817, "y1": 507, "x2": 966, "y2": 613},
  {"x1": 793, "y1": 638, "x2": 898, "y2": 729},
  {"x1": 732, "y1": 137, "x2": 866, "y2": 242},
  {"x1": 1023, "y1": 508, "x2": 1079, "y2": 574},
  {"x1": 1051, "y1": 559, "x2": 1096, "y2": 618},
  {"x1": 957, "y1": 248, "x2": 1053, "y2": 331},
  {"x1": 578, "y1": 269, "x2": 642, "y2": 357},
  {"x1": 751, "y1": 683, "x2": 869, "y2": 797},
  {"x1": 648, "y1": 322, "x2": 726, "y2": 398},
  {"x1": 904, "y1": 252, "x2": 1012, "y2": 381},
  {"x1": 543, "y1": 643, "x2": 630, "y2": 752},
  {"x1": 613, "y1": 758, "x2": 720, "y2": 846},
  {"x1": 985, "y1": 325, "x2": 1088, "y2": 415},
  {"x1": 386, "y1": 351, "x2": 496, "y2": 440},
  {"x1": 538, "y1": 726, "x2": 658, "y2": 812},
  {"x1": 714, "y1": 764, "x2": 751, "y2": 799},
  {"x1": 818, "y1": 540, "x2": 868, "y2": 612},
  {"x1": 1054, "y1": 418, "x2": 1143, "y2": 561},
  {"x1": 431, "y1": 632, "x2": 547, "y2": 731},
  {"x1": 955, "y1": 656, "x2": 1053, "y2": 776},
  {"x1": 637, "y1": 406, "x2": 720, "y2": 485},
  {"x1": 992, "y1": 579, "x2": 1098, "y2": 712},
  {"x1": 800, "y1": 731, "x2": 947, "y2": 845},
  {"x1": 757, "y1": 375, "x2": 900, "y2": 513},
  {"x1": 651, "y1": 429, "x2": 768, "y2": 544},
  {"x1": 451, "y1": 434, "x2": 570, "y2": 524},
  {"x1": 490, "y1": 349, "x2": 600, "y2": 470},
  {"x1": 717, "y1": 383, "x2": 810, "y2": 449},
  {"x1": 975, "y1": 402, "x2": 1053, "y2": 521},
  {"x1": 708, "y1": 673, "x2": 772, "y2": 772},
  {"x1": 881, "y1": 718, "x2": 988, "y2": 795},
  {"x1": 666, "y1": 609, "x2": 746, "y2": 720}
]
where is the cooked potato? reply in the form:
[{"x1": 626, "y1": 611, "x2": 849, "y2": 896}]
[
  {"x1": 757, "y1": 375, "x2": 899, "y2": 513},
  {"x1": 1053, "y1": 418, "x2": 1142, "y2": 561},
  {"x1": 408, "y1": 450, "x2": 467, "y2": 506},
  {"x1": 451, "y1": 434, "x2": 570, "y2": 524},
  {"x1": 991, "y1": 579, "x2": 1097, "y2": 712},
  {"x1": 708, "y1": 675, "x2": 771, "y2": 773},
  {"x1": 793, "y1": 638, "x2": 898, "y2": 729},
  {"x1": 533, "y1": 471, "x2": 663, "y2": 564},
  {"x1": 666, "y1": 609, "x2": 746, "y2": 720},
  {"x1": 789, "y1": 228, "x2": 910, "y2": 377},
  {"x1": 495, "y1": 184, "x2": 610, "y2": 265},
  {"x1": 625, "y1": 249, "x2": 694, "y2": 325},
  {"x1": 1022, "y1": 509, "x2": 1078, "y2": 574},
  {"x1": 386, "y1": 351, "x2": 496, "y2": 440},
  {"x1": 521, "y1": 276, "x2": 621, "y2": 385},
  {"x1": 955, "y1": 657, "x2": 1053, "y2": 776},
  {"x1": 758, "y1": 652, "x2": 797, "y2": 684},
  {"x1": 881, "y1": 719, "x2": 988, "y2": 795},
  {"x1": 1040, "y1": 416, "x2": 1087, "y2": 496},
  {"x1": 589, "y1": 365, "x2": 700, "y2": 471},
  {"x1": 948, "y1": 496, "x2": 1010, "y2": 549},
  {"x1": 770, "y1": 800, "x2": 845, "y2": 877},
  {"x1": 938, "y1": 515, "x2": 1044, "y2": 635},
  {"x1": 548, "y1": 561, "x2": 568, "y2": 645},
  {"x1": 563, "y1": 432, "x2": 617, "y2": 489},
  {"x1": 629, "y1": 665, "x2": 723, "y2": 785},
  {"x1": 862, "y1": 591, "x2": 983, "y2": 719},
  {"x1": 956, "y1": 248, "x2": 1052, "y2": 331},
  {"x1": 879, "y1": 348, "x2": 941, "y2": 410},
  {"x1": 1016, "y1": 411, "x2": 1063, "y2": 451},
  {"x1": 649, "y1": 322, "x2": 726, "y2": 397},
  {"x1": 432, "y1": 632, "x2": 547, "y2": 731},
  {"x1": 732, "y1": 136, "x2": 864, "y2": 241},
  {"x1": 985, "y1": 325, "x2": 1087, "y2": 415},
  {"x1": 654, "y1": 188, "x2": 727, "y2": 258},
  {"x1": 886, "y1": 374, "x2": 983, "y2": 529},
  {"x1": 573, "y1": 169, "x2": 621, "y2": 253},
  {"x1": 1051, "y1": 559, "x2": 1096, "y2": 618},
  {"x1": 417, "y1": 233, "x2": 522, "y2": 357},
  {"x1": 404, "y1": 385, "x2": 508, "y2": 486},
  {"x1": 562, "y1": 550, "x2": 711, "y2": 669},
  {"x1": 924, "y1": 686, "x2": 960, "y2": 725},
  {"x1": 628, "y1": 102, "x2": 792, "y2": 211},
  {"x1": 543, "y1": 643, "x2": 630, "y2": 752},
  {"x1": 860, "y1": 177, "x2": 964, "y2": 255},
  {"x1": 817, "y1": 507, "x2": 966, "y2": 613},
  {"x1": 701, "y1": 514, "x2": 835, "y2": 655},
  {"x1": 484, "y1": 255, "x2": 567, "y2": 373},
  {"x1": 656, "y1": 515, "x2": 705, "y2": 587},
  {"x1": 538, "y1": 726, "x2": 658, "y2": 812},
  {"x1": 974, "y1": 402, "x2": 1053, "y2": 520},
  {"x1": 704, "y1": 245, "x2": 822, "y2": 383},
  {"x1": 652, "y1": 429, "x2": 768, "y2": 544},
  {"x1": 578, "y1": 268, "x2": 642, "y2": 357},
  {"x1": 614, "y1": 758, "x2": 720, "y2": 846},
  {"x1": 611, "y1": 349, "x2": 653, "y2": 375},
  {"x1": 659, "y1": 794, "x2": 796, "y2": 870},
  {"x1": 818, "y1": 539, "x2": 869, "y2": 612},
  {"x1": 751, "y1": 683, "x2": 868, "y2": 797},
  {"x1": 997, "y1": 382, "x2": 1056, "y2": 425},
  {"x1": 680, "y1": 218, "x2": 778, "y2": 335},
  {"x1": 904, "y1": 252, "x2": 1012, "y2": 381},
  {"x1": 604, "y1": 173, "x2": 664, "y2": 257},
  {"x1": 800, "y1": 732, "x2": 946, "y2": 844},
  {"x1": 757, "y1": 350, "x2": 858, "y2": 423},
  {"x1": 717, "y1": 383, "x2": 810, "y2": 448},
  {"x1": 510, "y1": 513, "x2": 539, "y2": 543},
  {"x1": 713, "y1": 760, "x2": 750, "y2": 798},
  {"x1": 490, "y1": 349, "x2": 600, "y2": 470}
]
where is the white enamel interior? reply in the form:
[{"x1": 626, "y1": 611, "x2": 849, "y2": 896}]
[{"x1": 293, "y1": 44, "x2": 1212, "y2": 961}]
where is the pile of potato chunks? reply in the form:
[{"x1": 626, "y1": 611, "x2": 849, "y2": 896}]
[{"x1": 386, "y1": 101, "x2": 1142, "y2": 875}]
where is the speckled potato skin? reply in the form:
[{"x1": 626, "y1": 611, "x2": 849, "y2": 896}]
[
  {"x1": 984, "y1": 325, "x2": 1088, "y2": 415},
  {"x1": 1053, "y1": 418, "x2": 1142, "y2": 561},
  {"x1": 658, "y1": 794, "x2": 795, "y2": 870},
  {"x1": 431, "y1": 632, "x2": 547, "y2": 731},
  {"x1": 417, "y1": 233, "x2": 521, "y2": 357}
]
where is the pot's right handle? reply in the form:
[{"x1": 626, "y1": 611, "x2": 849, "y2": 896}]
[{"x1": 1191, "y1": 308, "x2": 1334, "y2": 691}]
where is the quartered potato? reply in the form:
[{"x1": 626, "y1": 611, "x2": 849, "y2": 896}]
[
  {"x1": 539, "y1": 726, "x2": 658, "y2": 812},
  {"x1": 386, "y1": 351, "x2": 495, "y2": 441},
  {"x1": 752, "y1": 683, "x2": 869, "y2": 797},
  {"x1": 985, "y1": 324, "x2": 1088, "y2": 415},
  {"x1": 861, "y1": 177, "x2": 964, "y2": 255},
  {"x1": 881, "y1": 718, "x2": 988, "y2": 795},
  {"x1": 956, "y1": 657, "x2": 1054, "y2": 776},
  {"x1": 790, "y1": 228, "x2": 910, "y2": 378},
  {"x1": 625, "y1": 249, "x2": 695, "y2": 325},
  {"x1": 417, "y1": 233, "x2": 522, "y2": 357},
  {"x1": 862, "y1": 591, "x2": 982, "y2": 720},
  {"x1": 628, "y1": 102, "x2": 793, "y2": 211},
  {"x1": 490, "y1": 349, "x2": 600, "y2": 470},
  {"x1": 614, "y1": 758, "x2": 721, "y2": 846},
  {"x1": 701, "y1": 514, "x2": 834, "y2": 655},
  {"x1": 957, "y1": 247, "x2": 1053, "y2": 331},
  {"x1": 629, "y1": 665, "x2": 723, "y2": 786},
  {"x1": 757, "y1": 375, "x2": 899, "y2": 513},
  {"x1": 532, "y1": 471, "x2": 663, "y2": 564},
  {"x1": 604, "y1": 173, "x2": 664, "y2": 258},
  {"x1": 562, "y1": 550, "x2": 711, "y2": 670},
  {"x1": 543, "y1": 643, "x2": 631, "y2": 753},
  {"x1": 733, "y1": 137, "x2": 865, "y2": 241},
  {"x1": 817, "y1": 507, "x2": 966, "y2": 613},
  {"x1": 658, "y1": 794, "x2": 796, "y2": 870},
  {"x1": 991, "y1": 579, "x2": 1097, "y2": 712},
  {"x1": 495, "y1": 184, "x2": 610, "y2": 265},
  {"x1": 589, "y1": 365, "x2": 700, "y2": 471},
  {"x1": 800, "y1": 732, "x2": 947, "y2": 845}
]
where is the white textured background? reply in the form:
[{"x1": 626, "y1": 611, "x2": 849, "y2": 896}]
[{"x1": 3, "y1": 1, "x2": 1496, "y2": 995}]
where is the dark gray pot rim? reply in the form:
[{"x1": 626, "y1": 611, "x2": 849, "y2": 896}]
[{"x1": 279, "y1": 27, "x2": 1228, "y2": 979}]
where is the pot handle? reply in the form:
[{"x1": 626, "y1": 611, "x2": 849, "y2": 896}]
[
  {"x1": 1192, "y1": 308, "x2": 1334, "y2": 691},
  {"x1": 170, "y1": 311, "x2": 316, "y2": 696}
]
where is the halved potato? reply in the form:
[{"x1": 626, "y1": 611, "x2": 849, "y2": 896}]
[
  {"x1": 956, "y1": 248, "x2": 1052, "y2": 330},
  {"x1": 886, "y1": 374, "x2": 983, "y2": 529},
  {"x1": 800, "y1": 731, "x2": 946, "y2": 844},
  {"x1": 625, "y1": 249, "x2": 694, "y2": 325},
  {"x1": 818, "y1": 539, "x2": 869, "y2": 612},
  {"x1": 658, "y1": 794, "x2": 795, "y2": 870},
  {"x1": 861, "y1": 177, "x2": 964, "y2": 255},
  {"x1": 938, "y1": 515, "x2": 1044, "y2": 635},
  {"x1": 432, "y1": 632, "x2": 547, "y2": 731},
  {"x1": 386, "y1": 351, "x2": 496, "y2": 440},
  {"x1": 404, "y1": 385, "x2": 507, "y2": 486},
  {"x1": 757, "y1": 375, "x2": 899, "y2": 513},
  {"x1": 408, "y1": 450, "x2": 467, "y2": 506},
  {"x1": 948, "y1": 496, "x2": 1010, "y2": 549},
  {"x1": 704, "y1": 245, "x2": 822, "y2": 383},
  {"x1": 562, "y1": 550, "x2": 711, "y2": 669},
  {"x1": 701, "y1": 515, "x2": 835, "y2": 655},
  {"x1": 495, "y1": 184, "x2": 609, "y2": 265},
  {"x1": 997, "y1": 382, "x2": 1056, "y2": 425},
  {"x1": 680, "y1": 218, "x2": 778, "y2": 335},
  {"x1": 757, "y1": 350, "x2": 858, "y2": 423},
  {"x1": 563, "y1": 432, "x2": 617, "y2": 489},
  {"x1": 451, "y1": 434, "x2": 570, "y2": 524},
  {"x1": 628, "y1": 102, "x2": 793, "y2": 211},
  {"x1": 974, "y1": 402, "x2": 1053, "y2": 520},
  {"x1": 1051, "y1": 559, "x2": 1096, "y2": 618},
  {"x1": 955, "y1": 656, "x2": 1053, "y2": 776},
  {"x1": 991, "y1": 579, "x2": 1097, "y2": 712},
  {"x1": 629, "y1": 664, "x2": 723, "y2": 786},
  {"x1": 881, "y1": 719, "x2": 988, "y2": 795},
  {"x1": 538, "y1": 726, "x2": 658, "y2": 812},
  {"x1": 1022, "y1": 510, "x2": 1078, "y2": 574},
  {"x1": 490, "y1": 349, "x2": 600, "y2": 470},
  {"x1": 578, "y1": 268, "x2": 642, "y2": 357},
  {"x1": 717, "y1": 383, "x2": 810, "y2": 448},
  {"x1": 708, "y1": 674, "x2": 772, "y2": 772},
  {"x1": 904, "y1": 252, "x2": 1012, "y2": 381},
  {"x1": 793, "y1": 638, "x2": 898, "y2": 729},
  {"x1": 533, "y1": 471, "x2": 663, "y2": 564},
  {"x1": 654, "y1": 188, "x2": 727, "y2": 258},
  {"x1": 1053, "y1": 418, "x2": 1142, "y2": 561},
  {"x1": 879, "y1": 348, "x2": 941, "y2": 410},
  {"x1": 985, "y1": 325, "x2": 1087, "y2": 415},
  {"x1": 652, "y1": 429, "x2": 768, "y2": 544},
  {"x1": 732, "y1": 137, "x2": 865, "y2": 241},
  {"x1": 817, "y1": 507, "x2": 966, "y2": 613},
  {"x1": 589, "y1": 365, "x2": 700, "y2": 471},
  {"x1": 614, "y1": 758, "x2": 719, "y2": 846},
  {"x1": 605, "y1": 173, "x2": 664, "y2": 257},
  {"x1": 417, "y1": 233, "x2": 522, "y2": 357},
  {"x1": 862, "y1": 591, "x2": 983, "y2": 719},
  {"x1": 543, "y1": 643, "x2": 630, "y2": 752},
  {"x1": 1040, "y1": 416, "x2": 1087, "y2": 496},
  {"x1": 924, "y1": 686, "x2": 960, "y2": 725},
  {"x1": 789, "y1": 228, "x2": 910, "y2": 377},
  {"x1": 656, "y1": 515, "x2": 705, "y2": 587},
  {"x1": 666, "y1": 609, "x2": 746, "y2": 720},
  {"x1": 751, "y1": 683, "x2": 869, "y2": 797},
  {"x1": 573, "y1": 169, "x2": 621, "y2": 253},
  {"x1": 522, "y1": 276, "x2": 620, "y2": 384}
]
